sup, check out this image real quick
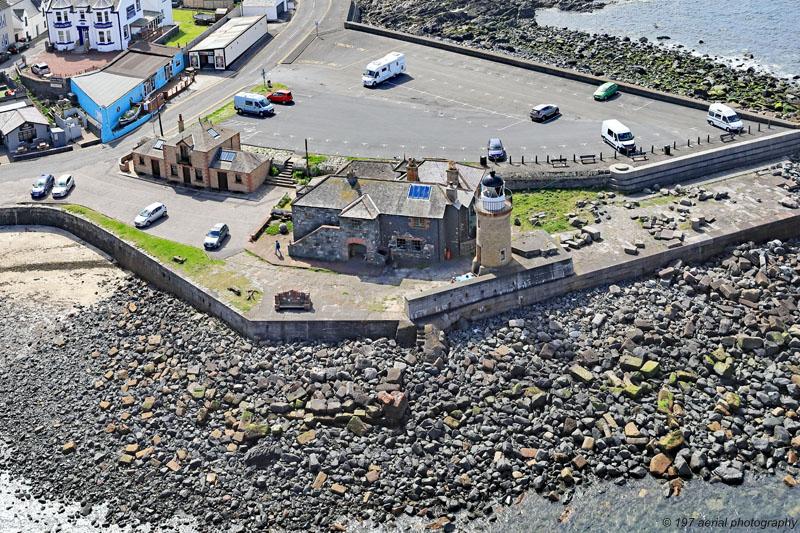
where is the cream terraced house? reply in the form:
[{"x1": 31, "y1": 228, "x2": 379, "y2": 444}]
[{"x1": 43, "y1": 0, "x2": 172, "y2": 52}]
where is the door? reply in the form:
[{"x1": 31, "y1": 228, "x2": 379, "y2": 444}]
[
  {"x1": 182, "y1": 166, "x2": 190, "y2": 184},
  {"x1": 348, "y1": 243, "x2": 366, "y2": 259},
  {"x1": 217, "y1": 171, "x2": 228, "y2": 191},
  {"x1": 150, "y1": 158, "x2": 160, "y2": 176}
]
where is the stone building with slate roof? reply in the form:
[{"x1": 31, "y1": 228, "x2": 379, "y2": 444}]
[
  {"x1": 131, "y1": 118, "x2": 271, "y2": 192},
  {"x1": 289, "y1": 158, "x2": 485, "y2": 267}
]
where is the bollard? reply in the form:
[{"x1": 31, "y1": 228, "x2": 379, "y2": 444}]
[
  {"x1": 614, "y1": 151, "x2": 617, "y2": 160},
  {"x1": 547, "y1": 155, "x2": 550, "y2": 164},
  {"x1": 509, "y1": 156, "x2": 512, "y2": 165},
  {"x1": 697, "y1": 136, "x2": 700, "y2": 145},
  {"x1": 748, "y1": 125, "x2": 751, "y2": 134},
  {"x1": 600, "y1": 152, "x2": 603, "y2": 161},
  {"x1": 522, "y1": 155, "x2": 525, "y2": 165},
  {"x1": 535, "y1": 155, "x2": 538, "y2": 164},
  {"x1": 651, "y1": 145, "x2": 654, "y2": 154},
  {"x1": 573, "y1": 154, "x2": 576, "y2": 163},
  {"x1": 768, "y1": 120, "x2": 771, "y2": 129},
  {"x1": 707, "y1": 134, "x2": 710, "y2": 143},
  {"x1": 688, "y1": 139, "x2": 691, "y2": 147},
  {"x1": 673, "y1": 141, "x2": 676, "y2": 149},
  {"x1": 758, "y1": 123, "x2": 761, "y2": 132}
]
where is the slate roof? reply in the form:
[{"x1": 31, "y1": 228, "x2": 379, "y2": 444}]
[
  {"x1": 293, "y1": 175, "x2": 449, "y2": 219},
  {"x1": 0, "y1": 0, "x2": 11, "y2": 8},
  {"x1": 209, "y1": 147, "x2": 269, "y2": 174},
  {"x1": 103, "y1": 47, "x2": 173, "y2": 79},
  {"x1": 164, "y1": 120, "x2": 237, "y2": 154},
  {"x1": 45, "y1": 0, "x2": 124, "y2": 11},
  {"x1": 131, "y1": 136, "x2": 163, "y2": 158},
  {"x1": 0, "y1": 105, "x2": 49, "y2": 136}
]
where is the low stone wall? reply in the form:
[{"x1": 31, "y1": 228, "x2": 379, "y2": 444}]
[
  {"x1": 405, "y1": 254, "x2": 575, "y2": 321},
  {"x1": 419, "y1": 209, "x2": 800, "y2": 330},
  {"x1": 0, "y1": 206, "x2": 399, "y2": 343},
  {"x1": 343, "y1": 21, "x2": 798, "y2": 130},
  {"x1": 504, "y1": 168, "x2": 610, "y2": 191},
  {"x1": 609, "y1": 130, "x2": 800, "y2": 192}
]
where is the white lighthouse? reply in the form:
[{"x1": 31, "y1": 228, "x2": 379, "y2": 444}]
[{"x1": 472, "y1": 170, "x2": 513, "y2": 274}]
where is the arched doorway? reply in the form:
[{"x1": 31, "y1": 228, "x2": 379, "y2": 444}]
[{"x1": 348, "y1": 243, "x2": 367, "y2": 259}]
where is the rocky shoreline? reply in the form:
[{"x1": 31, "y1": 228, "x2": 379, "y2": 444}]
[
  {"x1": 356, "y1": 0, "x2": 799, "y2": 121},
  {"x1": 2, "y1": 182, "x2": 800, "y2": 530}
]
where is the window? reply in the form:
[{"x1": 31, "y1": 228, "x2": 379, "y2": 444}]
[
  {"x1": 153, "y1": 139, "x2": 164, "y2": 149},
  {"x1": 411, "y1": 217, "x2": 426, "y2": 229},
  {"x1": 408, "y1": 184, "x2": 431, "y2": 200},
  {"x1": 98, "y1": 31, "x2": 105, "y2": 43},
  {"x1": 79, "y1": 10, "x2": 85, "y2": 20},
  {"x1": 106, "y1": 30, "x2": 112, "y2": 42},
  {"x1": 170, "y1": 164, "x2": 177, "y2": 176},
  {"x1": 55, "y1": 10, "x2": 63, "y2": 22},
  {"x1": 218, "y1": 150, "x2": 235, "y2": 162},
  {"x1": 234, "y1": 174, "x2": 242, "y2": 183},
  {"x1": 123, "y1": 24, "x2": 129, "y2": 39},
  {"x1": 195, "y1": 169, "x2": 203, "y2": 181},
  {"x1": 207, "y1": 127, "x2": 219, "y2": 138},
  {"x1": 66, "y1": 29, "x2": 71, "y2": 41},
  {"x1": 135, "y1": 0, "x2": 140, "y2": 10},
  {"x1": 500, "y1": 248, "x2": 506, "y2": 262},
  {"x1": 138, "y1": 156, "x2": 144, "y2": 164},
  {"x1": 349, "y1": 220, "x2": 362, "y2": 230},
  {"x1": 411, "y1": 240, "x2": 423, "y2": 252},
  {"x1": 395, "y1": 238, "x2": 408, "y2": 251},
  {"x1": 57, "y1": 30, "x2": 64, "y2": 41},
  {"x1": 17, "y1": 123, "x2": 35, "y2": 143}
]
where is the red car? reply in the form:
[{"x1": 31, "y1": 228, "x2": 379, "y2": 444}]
[{"x1": 267, "y1": 90, "x2": 293, "y2": 104}]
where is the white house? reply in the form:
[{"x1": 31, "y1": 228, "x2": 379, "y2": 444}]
[
  {"x1": 240, "y1": 0, "x2": 286, "y2": 22},
  {"x1": 0, "y1": 0, "x2": 14, "y2": 51},
  {"x1": 9, "y1": 0, "x2": 47, "y2": 41},
  {"x1": 43, "y1": 0, "x2": 172, "y2": 52}
]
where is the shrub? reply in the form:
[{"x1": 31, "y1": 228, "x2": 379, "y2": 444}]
[
  {"x1": 269, "y1": 165, "x2": 280, "y2": 176},
  {"x1": 275, "y1": 194, "x2": 291, "y2": 209},
  {"x1": 292, "y1": 170, "x2": 305, "y2": 180}
]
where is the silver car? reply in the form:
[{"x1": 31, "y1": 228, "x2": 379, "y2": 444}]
[
  {"x1": 134, "y1": 202, "x2": 167, "y2": 228},
  {"x1": 52, "y1": 174, "x2": 75, "y2": 199},
  {"x1": 204, "y1": 222, "x2": 229, "y2": 249}
]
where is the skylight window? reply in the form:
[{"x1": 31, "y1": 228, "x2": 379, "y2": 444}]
[
  {"x1": 153, "y1": 139, "x2": 164, "y2": 149},
  {"x1": 408, "y1": 184, "x2": 431, "y2": 200},
  {"x1": 219, "y1": 150, "x2": 235, "y2": 162},
  {"x1": 207, "y1": 128, "x2": 219, "y2": 139}
]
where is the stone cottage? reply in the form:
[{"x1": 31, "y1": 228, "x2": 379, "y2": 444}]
[
  {"x1": 289, "y1": 159, "x2": 485, "y2": 266},
  {"x1": 131, "y1": 118, "x2": 271, "y2": 192}
]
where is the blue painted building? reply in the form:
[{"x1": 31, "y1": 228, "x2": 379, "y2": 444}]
[{"x1": 70, "y1": 41, "x2": 183, "y2": 142}]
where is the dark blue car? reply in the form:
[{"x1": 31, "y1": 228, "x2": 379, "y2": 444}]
[
  {"x1": 487, "y1": 138, "x2": 506, "y2": 161},
  {"x1": 30, "y1": 174, "x2": 55, "y2": 199}
]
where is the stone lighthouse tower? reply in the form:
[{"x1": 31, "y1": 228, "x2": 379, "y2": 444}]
[{"x1": 472, "y1": 170, "x2": 513, "y2": 275}]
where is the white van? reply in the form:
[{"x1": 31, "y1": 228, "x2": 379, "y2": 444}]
[
  {"x1": 234, "y1": 92, "x2": 275, "y2": 117},
  {"x1": 707, "y1": 103, "x2": 744, "y2": 132},
  {"x1": 362, "y1": 52, "x2": 406, "y2": 88},
  {"x1": 601, "y1": 119, "x2": 636, "y2": 155}
]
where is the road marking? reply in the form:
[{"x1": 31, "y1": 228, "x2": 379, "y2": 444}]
[
  {"x1": 634, "y1": 101, "x2": 653, "y2": 111},
  {"x1": 278, "y1": 0, "x2": 334, "y2": 64},
  {"x1": 498, "y1": 119, "x2": 524, "y2": 131}
]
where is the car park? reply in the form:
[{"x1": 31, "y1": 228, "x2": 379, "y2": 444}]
[
  {"x1": 204, "y1": 222, "x2": 229, "y2": 250},
  {"x1": 707, "y1": 103, "x2": 744, "y2": 132},
  {"x1": 530, "y1": 104, "x2": 560, "y2": 122},
  {"x1": 593, "y1": 82, "x2": 618, "y2": 101},
  {"x1": 487, "y1": 138, "x2": 506, "y2": 161},
  {"x1": 234, "y1": 92, "x2": 275, "y2": 117},
  {"x1": 30, "y1": 174, "x2": 54, "y2": 199},
  {"x1": 601, "y1": 119, "x2": 636, "y2": 155},
  {"x1": 31, "y1": 62, "x2": 51, "y2": 77},
  {"x1": 51, "y1": 174, "x2": 75, "y2": 199},
  {"x1": 267, "y1": 90, "x2": 293, "y2": 104},
  {"x1": 134, "y1": 202, "x2": 167, "y2": 228}
]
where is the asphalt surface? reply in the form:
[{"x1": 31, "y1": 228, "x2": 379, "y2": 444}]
[{"x1": 218, "y1": 28, "x2": 786, "y2": 160}]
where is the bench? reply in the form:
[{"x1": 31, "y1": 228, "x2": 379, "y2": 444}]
[
  {"x1": 630, "y1": 151, "x2": 648, "y2": 162},
  {"x1": 579, "y1": 154, "x2": 596, "y2": 164},
  {"x1": 550, "y1": 157, "x2": 568, "y2": 168},
  {"x1": 720, "y1": 132, "x2": 736, "y2": 143},
  {"x1": 274, "y1": 290, "x2": 312, "y2": 311}
]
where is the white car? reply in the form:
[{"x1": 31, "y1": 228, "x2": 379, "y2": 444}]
[
  {"x1": 51, "y1": 174, "x2": 75, "y2": 199},
  {"x1": 31, "y1": 62, "x2": 51, "y2": 77},
  {"x1": 134, "y1": 202, "x2": 167, "y2": 228}
]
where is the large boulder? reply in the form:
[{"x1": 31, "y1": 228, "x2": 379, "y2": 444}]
[{"x1": 377, "y1": 390, "x2": 408, "y2": 426}]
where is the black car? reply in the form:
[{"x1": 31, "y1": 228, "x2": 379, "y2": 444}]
[
  {"x1": 8, "y1": 42, "x2": 29, "y2": 54},
  {"x1": 530, "y1": 104, "x2": 560, "y2": 122},
  {"x1": 30, "y1": 174, "x2": 55, "y2": 199}
]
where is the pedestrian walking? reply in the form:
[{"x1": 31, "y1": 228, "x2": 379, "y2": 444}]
[{"x1": 275, "y1": 240, "x2": 281, "y2": 258}]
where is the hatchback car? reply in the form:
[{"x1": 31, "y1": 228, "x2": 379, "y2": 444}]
[
  {"x1": 30, "y1": 174, "x2": 55, "y2": 199},
  {"x1": 31, "y1": 62, "x2": 51, "y2": 77},
  {"x1": 52, "y1": 174, "x2": 75, "y2": 199},
  {"x1": 204, "y1": 222, "x2": 229, "y2": 250},
  {"x1": 530, "y1": 104, "x2": 560, "y2": 122},
  {"x1": 487, "y1": 139, "x2": 506, "y2": 161},
  {"x1": 593, "y1": 82, "x2": 618, "y2": 101},
  {"x1": 267, "y1": 90, "x2": 293, "y2": 104},
  {"x1": 134, "y1": 202, "x2": 167, "y2": 228}
]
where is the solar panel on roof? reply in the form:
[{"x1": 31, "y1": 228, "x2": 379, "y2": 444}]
[
  {"x1": 153, "y1": 139, "x2": 164, "y2": 149},
  {"x1": 408, "y1": 184, "x2": 431, "y2": 200},
  {"x1": 207, "y1": 128, "x2": 220, "y2": 139},
  {"x1": 219, "y1": 150, "x2": 235, "y2": 162}
]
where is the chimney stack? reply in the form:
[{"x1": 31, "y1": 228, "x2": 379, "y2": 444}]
[
  {"x1": 406, "y1": 158, "x2": 419, "y2": 182},
  {"x1": 178, "y1": 114, "x2": 184, "y2": 133},
  {"x1": 446, "y1": 160, "x2": 459, "y2": 188}
]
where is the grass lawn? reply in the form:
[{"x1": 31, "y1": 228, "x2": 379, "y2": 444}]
[
  {"x1": 62, "y1": 205, "x2": 261, "y2": 311},
  {"x1": 202, "y1": 83, "x2": 288, "y2": 124},
  {"x1": 511, "y1": 188, "x2": 601, "y2": 234},
  {"x1": 303, "y1": 154, "x2": 328, "y2": 165},
  {"x1": 164, "y1": 9, "x2": 212, "y2": 48}
]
